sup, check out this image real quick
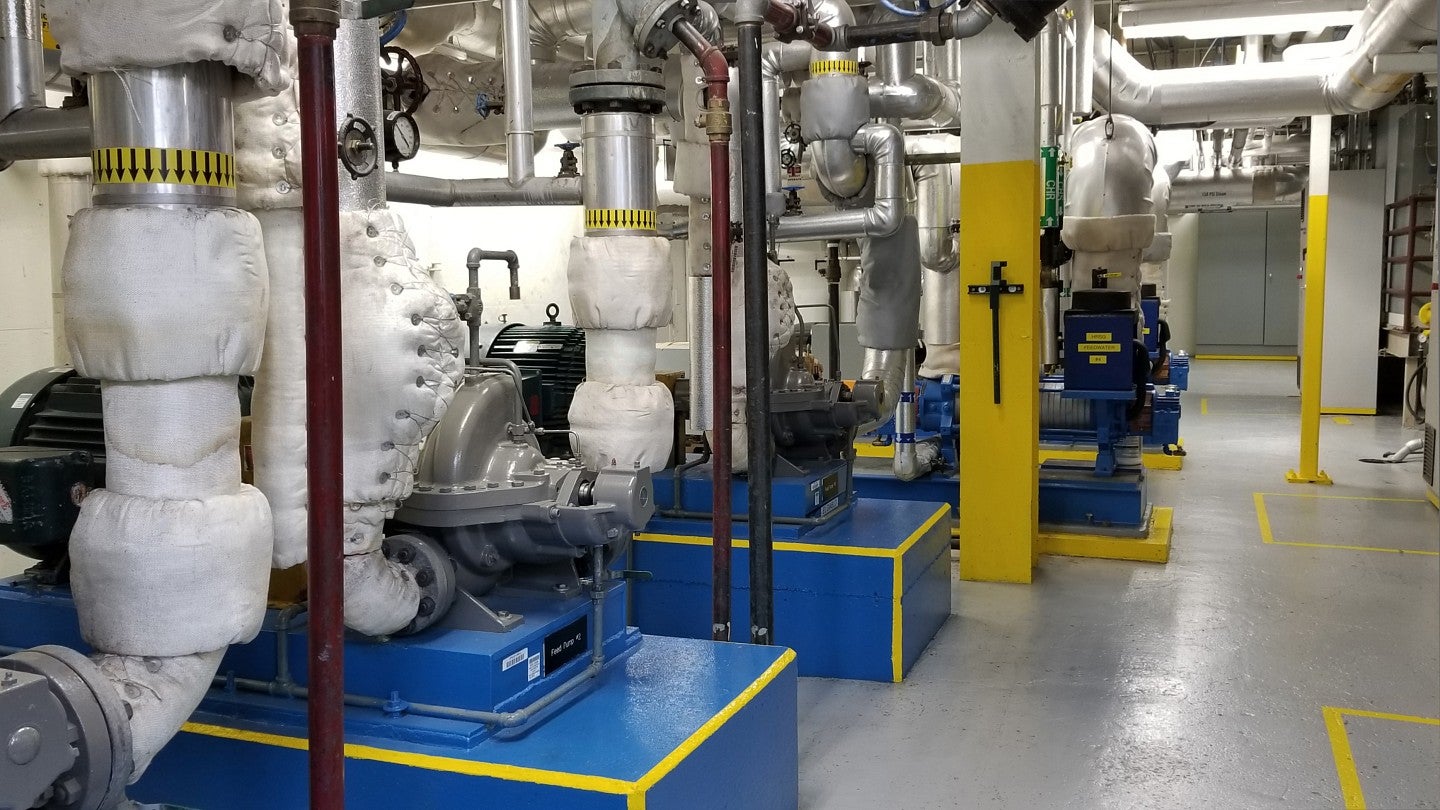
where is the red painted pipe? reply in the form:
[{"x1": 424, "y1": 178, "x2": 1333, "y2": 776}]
[
  {"x1": 764, "y1": 0, "x2": 834, "y2": 48},
  {"x1": 295, "y1": 28, "x2": 347, "y2": 810},
  {"x1": 673, "y1": 21, "x2": 734, "y2": 642}
]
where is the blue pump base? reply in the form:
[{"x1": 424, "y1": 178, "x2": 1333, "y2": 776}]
[
  {"x1": 0, "y1": 581, "x2": 800, "y2": 810},
  {"x1": 1038, "y1": 460, "x2": 1151, "y2": 534},
  {"x1": 632, "y1": 498, "x2": 953, "y2": 682}
]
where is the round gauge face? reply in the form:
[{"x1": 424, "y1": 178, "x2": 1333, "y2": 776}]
[{"x1": 387, "y1": 112, "x2": 420, "y2": 162}]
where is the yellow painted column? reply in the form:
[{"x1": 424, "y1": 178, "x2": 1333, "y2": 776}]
[
  {"x1": 957, "y1": 26, "x2": 1040, "y2": 582},
  {"x1": 1288, "y1": 116, "x2": 1333, "y2": 486}
]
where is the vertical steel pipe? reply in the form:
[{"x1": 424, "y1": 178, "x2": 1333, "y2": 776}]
[
  {"x1": 293, "y1": 1, "x2": 346, "y2": 804},
  {"x1": 673, "y1": 19, "x2": 736, "y2": 643},
  {"x1": 738, "y1": 20, "x2": 774, "y2": 645},
  {"x1": 502, "y1": 0, "x2": 535, "y2": 186},
  {"x1": 89, "y1": 63, "x2": 236, "y2": 208},
  {"x1": 0, "y1": 0, "x2": 43, "y2": 119}
]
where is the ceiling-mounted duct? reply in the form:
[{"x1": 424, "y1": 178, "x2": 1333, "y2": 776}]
[{"x1": 1093, "y1": 0, "x2": 1436, "y2": 128}]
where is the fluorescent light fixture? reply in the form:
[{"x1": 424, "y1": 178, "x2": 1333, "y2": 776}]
[{"x1": 1120, "y1": 0, "x2": 1365, "y2": 40}]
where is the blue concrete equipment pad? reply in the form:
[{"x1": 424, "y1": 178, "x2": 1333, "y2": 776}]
[
  {"x1": 0, "y1": 584, "x2": 798, "y2": 810},
  {"x1": 632, "y1": 499, "x2": 952, "y2": 682}
]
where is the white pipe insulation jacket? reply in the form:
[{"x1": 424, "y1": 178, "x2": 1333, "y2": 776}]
[
  {"x1": 46, "y1": 0, "x2": 292, "y2": 93},
  {"x1": 338, "y1": 208, "x2": 466, "y2": 635},
  {"x1": 567, "y1": 235, "x2": 675, "y2": 473},
  {"x1": 727, "y1": 258, "x2": 799, "y2": 472},
  {"x1": 1062, "y1": 114, "x2": 1158, "y2": 254},
  {"x1": 62, "y1": 203, "x2": 273, "y2": 779}
]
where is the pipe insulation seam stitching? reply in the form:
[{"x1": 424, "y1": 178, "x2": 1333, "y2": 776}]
[
  {"x1": 97, "y1": 649, "x2": 227, "y2": 782},
  {"x1": 64, "y1": 206, "x2": 269, "y2": 381},
  {"x1": 234, "y1": 80, "x2": 305, "y2": 210},
  {"x1": 44, "y1": 0, "x2": 294, "y2": 94},
  {"x1": 339, "y1": 207, "x2": 466, "y2": 556}
]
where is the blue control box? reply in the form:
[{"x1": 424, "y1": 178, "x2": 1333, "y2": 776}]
[{"x1": 1064, "y1": 309, "x2": 1139, "y2": 392}]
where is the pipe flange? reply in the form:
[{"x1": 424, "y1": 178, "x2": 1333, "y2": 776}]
[
  {"x1": 569, "y1": 69, "x2": 668, "y2": 115},
  {"x1": 1, "y1": 646, "x2": 134, "y2": 810},
  {"x1": 633, "y1": 0, "x2": 720, "y2": 59},
  {"x1": 382, "y1": 534, "x2": 458, "y2": 635}
]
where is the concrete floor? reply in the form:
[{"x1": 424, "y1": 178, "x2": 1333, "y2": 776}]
[{"x1": 800, "y1": 360, "x2": 1439, "y2": 809}]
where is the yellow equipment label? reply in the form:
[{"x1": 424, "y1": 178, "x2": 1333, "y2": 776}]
[
  {"x1": 1143, "y1": 327, "x2": 1152, "y2": 335},
  {"x1": 92, "y1": 147, "x2": 236, "y2": 190},
  {"x1": 1089, "y1": 356, "x2": 1108, "y2": 365},
  {"x1": 41, "y1": 14, "x2": 58, "y2": 50},
  {"x1": 585, "y1": 208, "x2": 656, "y2": 231},
  {"x1": 1078, "y1": 343, "x2": 1121, "y2": 353},
  {"x1": 1085, "y1": 332, "x2": 1112, "y2": 341},
  {"x1": 810, "y1": 59, "x2": 860, "y2": 76}
]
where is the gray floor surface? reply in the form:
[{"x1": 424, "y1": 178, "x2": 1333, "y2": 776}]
[{"x1": 800, "y1": 360, "x2": 1440, "y2": 810}]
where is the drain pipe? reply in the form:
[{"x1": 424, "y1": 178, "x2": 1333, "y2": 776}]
[
  {"x1": 736, "y1": 0, "x2": 775, "y2": 645},
  {"x1": 291, "y1": 1, "x2": 347, "y2": 804},
  {"x1": 671, "y1": 17, "x2": 736, "y2": 643},
  {"x1": 464, "y1": 248, "x2": 521, "y2": 364}
]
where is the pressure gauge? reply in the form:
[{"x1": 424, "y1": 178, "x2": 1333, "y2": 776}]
[{"x1": 385, "y1": 111, "x2": 420, "y2": 167}]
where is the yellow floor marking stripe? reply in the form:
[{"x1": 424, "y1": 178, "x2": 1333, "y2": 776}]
[
  {"x1": 1258, "y1": 491, "x2": 1430, "y2": 504},
  {"x1": 1253, "y1": 493, "x2": 1439, "y2": 556},
  {"x1": 181, "y1": 721, "x2": 636, "y2": 794},
  {"x1": 637, "y1": 533, "x2": 900, "y2": 560},
  {"x1": 1322, "y1": 407, "x2": 1376, "y2": 416},
  {"x1": 1331, "y1": 416, "x2": 1352, "y2": 425},
  {"x1": 1323, "y1": 707, "x2": 1440, "y2": 810},
  {"x1": 1428, "y1": 489, "x2": 1439, "y2": 510},
  {"x1": 1193, "y1": 354, "x2": 1297, "y2": 361},
  {"x1": 1323, "y1": 706, "x2": 1368, "y2": 809},
  {"x1": 632, "y1": 649, "x2": 798, "y2": 793},
  {"x1": 1037, "y1": 507, "x2": 1173, "y2": 564},
  {"x1": 1200, "y1": 398, "x2": 1209, "y2": 415}
]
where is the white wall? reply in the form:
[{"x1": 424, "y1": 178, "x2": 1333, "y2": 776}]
[
  {"x1": 391, "y1": 140, "x2": 587, "y2": 331},
  {"x1": 0, "y1": 162, "x2": 56, "y2": 391},
  {"x1": 1167, "y1": 212, "x2": 1199, "y2": 353}
]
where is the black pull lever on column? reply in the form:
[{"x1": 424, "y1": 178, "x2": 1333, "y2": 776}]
[{"x1": 967, "y1": 260, "x2": 1025, "y2": 405}]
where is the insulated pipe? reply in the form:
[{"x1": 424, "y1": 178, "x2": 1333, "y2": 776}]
[
  {"x1": 773, "y1": 122, "x2": 906, "y2": 242},
  {"x1": 831, "y1": 2, "x2": 993, "y2": 49},
  {"x1": 1074, "y1": 0, "x2": 1094, "y2": 115},
  {"x1": 1169, "y1": 166, "x2": 1308, "y2": 211},
  {"x1": 293, "y1": 1, "x2": 347, "y2": 803},
  {"x1": 672, "y1": 17, "x2": 736, "y2": 644},
  {"x1": 870, "y1": 40, "x2": 962, "y2": 126},
  {"x1": 385, "y1": 172, "x2": 583, "y2": 205},
  {"x1": 0, "y1": 0, "x2": 44, "y2": 119},
  {"x1": 502, "y1": 0, "x2": 535, "y2": 186},
  {"x1": 737, "y1": 17, "x2": 774, "y2": 646},
  {"x1": 1091, "y1": 0, "x2": 1438, "y2": 127},
  {"x1": 1039, "y1": 11, "x2": 1062, "y2": 149},
  {"x1": 336, "y1": 18, "x2": 385, "y2": 211}
]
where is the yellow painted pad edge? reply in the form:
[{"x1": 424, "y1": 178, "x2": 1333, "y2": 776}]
[
  {"x1": 1038, "y1": 448, "x2": 1183, "y2": 471},
  {"x1": 180, "y1": 721, "x2": 636, "y2": 795},
  {"x1": 890, "y1": 506, "x2": 952, "y2": 683},
  {"x1": 632, "y1": 648, "x2": 798, "y2": 794},
  {"x1": 1320, "y1": 407, "x2": 1376, "y2": 416},
  {"x1": 1427, "y1": 489, "x2": 1439, "y2": 510},
  {"x1": 183, "y1": 648, "x2": 803, "y2": 807},
  {"x1": 1192, "y1": 354, "x2": 1298, "y2": 361},
  {"x1": 853, "y1": 441, "x2": 896, "y2": 459},
  {"x1": 1253, "y1": 492, "x2": 1439, "y2": 556},
  {"x1": 1038, "y1": 507, "x2": 1172, "y2": 563}
]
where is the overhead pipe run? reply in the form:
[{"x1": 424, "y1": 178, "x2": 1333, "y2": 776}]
[
  {"x1": 773, "y1": 123, "x2": 908, "y2": 241},
  {"x1": 1091, "y1": 0, "x2": 1438, "y2": 127}
]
